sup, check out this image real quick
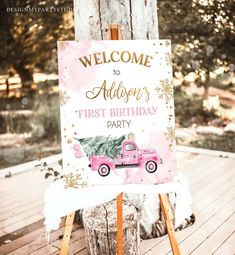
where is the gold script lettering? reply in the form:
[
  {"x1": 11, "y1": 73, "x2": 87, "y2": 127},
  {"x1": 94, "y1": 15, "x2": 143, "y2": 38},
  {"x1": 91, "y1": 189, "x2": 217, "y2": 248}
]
[
  {"x1": 79, "y1": 51, "x2": 153, "y2": 67},
  {"x1": 110, "y1": 51, "x2": 120, "y2": 62},
  {"x1": 86, "y1": 80, "x2": 150, "y2": 103},
  {"x1": 143, "y1": 55, "x2": 153, "y2": 67},
  {"x1": 93, "y1": 52, "x2": 102, "y2": 65},
  {"x1": 78, "y1": 55, "x2": 92, "y2": 68},
  {"x1": 131, "y1": 52, "x2": 144, "y2": 65}
]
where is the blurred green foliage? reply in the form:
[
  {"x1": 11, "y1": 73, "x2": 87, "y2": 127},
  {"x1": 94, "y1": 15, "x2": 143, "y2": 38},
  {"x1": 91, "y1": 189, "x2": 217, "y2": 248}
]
[
  {"x1": 30, "y1": 93, "x2": 60, "y2": 141},
  {"x1": 0, "y1": 112, "x2": 31, "y2": 134},
  {"x1": 0, "y1": 0, "x2": 74, "y2": 93},
  {"x1": 158, "y1": 0, "x2": 235, "y2": 97}
]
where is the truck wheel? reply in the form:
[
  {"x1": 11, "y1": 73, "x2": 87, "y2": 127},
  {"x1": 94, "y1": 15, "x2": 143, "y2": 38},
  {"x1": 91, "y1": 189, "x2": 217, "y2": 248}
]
[
  {"x1": 145, "y1": 161, "x2": 157, "y2": 173},
  {"x1": 98, "y1": 164, "x2": 110, "y2": 177}
]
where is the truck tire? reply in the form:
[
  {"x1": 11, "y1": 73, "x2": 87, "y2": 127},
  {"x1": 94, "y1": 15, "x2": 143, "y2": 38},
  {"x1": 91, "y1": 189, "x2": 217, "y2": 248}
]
[
  {"x1": 145, "y1": 161, "x2": 157, "y2": 173},
  {"x1": 98, "y1": 164, "x2": 110, "y2": 177}
]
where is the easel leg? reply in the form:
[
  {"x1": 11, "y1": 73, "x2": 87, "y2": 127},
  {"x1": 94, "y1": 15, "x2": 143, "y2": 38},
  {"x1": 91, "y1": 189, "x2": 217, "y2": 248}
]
[
  {"x1": 117, "y1": 192, "x2": 123, "y2": 255},
  {"x1": 60, "y1": 212, "x2": 75, "y2": 255},
  {"x1": 159, "y1": 194, "x2": 180, "y2": 255}
]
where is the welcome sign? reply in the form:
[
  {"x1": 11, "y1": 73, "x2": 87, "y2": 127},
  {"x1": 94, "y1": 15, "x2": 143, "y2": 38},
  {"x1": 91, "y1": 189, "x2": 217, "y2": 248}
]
[{"x1": 58, "y1": 40, "x2": 176, "y2": 188}]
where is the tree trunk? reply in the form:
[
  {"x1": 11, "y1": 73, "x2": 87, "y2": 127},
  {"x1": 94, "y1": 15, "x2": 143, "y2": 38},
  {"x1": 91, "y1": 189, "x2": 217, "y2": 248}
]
[
  {"x1": 73, "y1": 1, "x2": 159, "y2": 253},
  {"x1": 6, "y1": 77, "x2": 9, "y2": 97},
  {"x1": 82, "y1": 199, "x2": 140, "y2": 255},
  {"x1": 203, "y1": 71, "x2": 210, "y2": 99},
  {"x1": 73, "y1": 0, "x2": 159, "y2": 40},
  {"x1": 13, "y1": 64, "x2": 34, "y2": 95}
]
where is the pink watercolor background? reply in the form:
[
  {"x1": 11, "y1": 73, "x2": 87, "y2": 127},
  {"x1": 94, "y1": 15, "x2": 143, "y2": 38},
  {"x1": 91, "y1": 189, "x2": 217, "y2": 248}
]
[{"x1": 58, "y1": 40, "x2": 177, "y2": 186}]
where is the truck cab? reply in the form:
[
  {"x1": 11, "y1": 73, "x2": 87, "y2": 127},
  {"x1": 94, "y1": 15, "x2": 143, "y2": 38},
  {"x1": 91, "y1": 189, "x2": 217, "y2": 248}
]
[{"x1": 118, "y1": 141, "x2": 139, "y2": 165}]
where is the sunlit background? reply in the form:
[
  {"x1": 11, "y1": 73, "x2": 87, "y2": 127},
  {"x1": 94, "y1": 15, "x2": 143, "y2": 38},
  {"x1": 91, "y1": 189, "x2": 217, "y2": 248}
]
[{"x1": 0, "y1": 0, "x2": 234, "y2": 169}]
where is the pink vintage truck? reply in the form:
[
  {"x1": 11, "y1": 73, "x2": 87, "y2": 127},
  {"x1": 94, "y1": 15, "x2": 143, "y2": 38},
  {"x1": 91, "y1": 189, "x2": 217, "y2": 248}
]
[{"x1": 88, "y1": 140, "x2": 162, "y2": 176}]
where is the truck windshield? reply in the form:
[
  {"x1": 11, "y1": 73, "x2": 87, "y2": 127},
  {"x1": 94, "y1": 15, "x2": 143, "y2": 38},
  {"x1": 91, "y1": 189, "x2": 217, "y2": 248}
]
[{"x1": 125, "y1": 143, "x2": 136, "y2": 151}]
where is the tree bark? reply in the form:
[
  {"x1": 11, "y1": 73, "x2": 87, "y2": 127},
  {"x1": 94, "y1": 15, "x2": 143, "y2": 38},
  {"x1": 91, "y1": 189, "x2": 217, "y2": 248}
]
[
  {"x1": 6, "y1": 77, "x2": 9, "y2": 97},
  {"x1": 13, "y1": 64, "x2": 34, "y2": 95},
  {"x1": 73, "y1": 1, "x2": 159, "y2": 253},
  {"x1": 203, "y1": 71, "x2": 210, "y2": 99},
  {"x1": 73, "y1": 0, "x2": 159, "y2": 40},
  {"x1": 82, "y1": 199, "x2": 140, "y2": 255}
]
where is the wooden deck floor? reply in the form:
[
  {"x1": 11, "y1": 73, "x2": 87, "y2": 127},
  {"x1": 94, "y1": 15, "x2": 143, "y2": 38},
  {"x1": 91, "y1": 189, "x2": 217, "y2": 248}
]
[{"x1": 0, "y1": 147, "x2": 234, "y2": 255}]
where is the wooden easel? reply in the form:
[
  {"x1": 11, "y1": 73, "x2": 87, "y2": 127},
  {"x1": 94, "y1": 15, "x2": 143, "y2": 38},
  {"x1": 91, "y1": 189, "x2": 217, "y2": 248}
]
[{"x1": 60, "y1": 24, "x2": 180, "y2": 255}]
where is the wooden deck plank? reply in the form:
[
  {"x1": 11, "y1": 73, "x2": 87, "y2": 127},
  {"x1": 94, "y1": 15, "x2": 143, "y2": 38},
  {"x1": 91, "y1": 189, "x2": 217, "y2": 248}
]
[
  {"x1": 66, "y1": 237, "x2": 86, "y2": 255},
  {"x1": 142, "y1": 184, "x2": 234, "y2": 254},
  {"x1": 141, "y1": 157, "x2": 235, "y2": 254},
  {"x1": 142, "y1": 182, "x2": 235, "y2": 254},
  {"x1": 0, "y1": 187, "x2": 50, "y2": 216},
  {"x1": 189, "y1": 167, "x2": 234, "y2": 203},
  {"x1": 0, "y1": 170, "x2": 41, "y2": 187},
  {"x1": 141, "y1": 236, "x2": 165, "y2": 254},
  {"x1": 27, "y1": 243, "x2": 59, "y2": 255},
  {"x1": 0, "y1": 218, "x2": 64, "y2": 254},
  {"x1": 0, "y1": 192, "x2": 47, "y2": 218},
  {"x1": 30, "y1": 228, "x2": 85, "y2": 255},
  {"x1": 4, "y1": 225, "x2": 79, "y2": 255},
  {"x1": 0, "y1": 206, "x2": 44, "y2": 234},
  {"x1": 0, "y1": 213, "x2": 44, "y2": 237},
  {"x1": 0, "y1": 170, "x2": 44, "y2": 195},
  {"x1": 191, "y1": 173, "x2": 235, "y2": 212},
  {"x1": 0, "y1": 196, "x2": 46, "y2": 223},
  {"x1": 174, "y1": 199, "x2": 235, "y2": 255},
  {"x1": 213, "y1": 230, "x2": 235, "y2": 255},
  {"x1": 0, "y1": 179, "x2": 50, "y2": 206},
  {"x1": 189, "y1": 158, "x2": 234, "y2": 193},
  {"x1": 179, "y1": 157, "x2": 234, "y2": 197},
  {"x1": 0, "y1": 191, "x2": 47, "y2": 218},
  {"x1": 0, "y1": 173, "x2": 51, "y2": 232},
  {"x1": 0, "y1": 162, "x2": 59, "y2": 199},
  {"x1": 191, "y1": 213, "x2": 235, "y2": 255},
  {"x1": 192, "y1": 166, "x2": 235, "y2": 203},
  {"x1": 0, "y1": 200, "x2": 44, "y2": 222},
  {"x1": 178, "y1": 154, "x2": 215, "y2": 179},
  {"x1": 0, "y1": 179, "x2": 49, "y2": 203},
  {"x1": 51, "y1": 228, "x2": 85, "y2": 249},
  {"x1": 75, "y1": 247, "x2": 88, "y2": 255},
  {"x1": 51, "y1": 236, "x2": 86, "y2": 255},
  {"x1": 144, "y1": 197, "x2": 235, "y2": 255},
  {"x1": 0, "y1": 227, "x2": 45, "y2": 255}
]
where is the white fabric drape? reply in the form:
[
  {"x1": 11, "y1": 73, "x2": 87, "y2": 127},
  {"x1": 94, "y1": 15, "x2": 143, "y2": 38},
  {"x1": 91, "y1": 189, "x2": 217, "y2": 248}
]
[{"x1": 43, "y1": 172, "x2": 192, "y2": 233}]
